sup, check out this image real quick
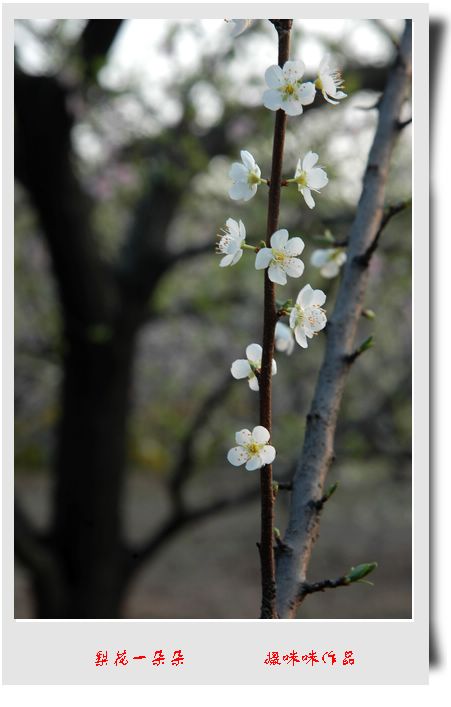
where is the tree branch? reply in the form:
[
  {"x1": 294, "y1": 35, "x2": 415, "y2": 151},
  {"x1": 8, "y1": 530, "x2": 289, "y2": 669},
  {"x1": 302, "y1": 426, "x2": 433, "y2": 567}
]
[
  {"x1": 78, "y1": 19, "x2": 123, "y2": 83},
  {"x1": 275, "y1": 20, "x2": 412, "y2": 618},
  {"x1": 128, "y1": 485, "x2": 259, "y2": 573},
  {"x1": 258, "y1": 18, "x2": 292, "y2": 620},
  {"x1": 15, "y1": 502, "x2": 66, "y2": 611},
  {"x1": 14, "y1": 69, "x2": 114, "y2": 328},
  {"x1": 169, "y1": 376, "x2": 233, "y2": 509}
]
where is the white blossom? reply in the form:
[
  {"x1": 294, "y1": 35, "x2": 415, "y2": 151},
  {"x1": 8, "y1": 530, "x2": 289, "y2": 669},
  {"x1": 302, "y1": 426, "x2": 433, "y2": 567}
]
[
  {"x1": 315, "y1": 55, "x2": 347, "y2": 105},
  {"x1": 227, "y1": 19, "x2": 255, "y2": 37},
  {"x1": 216, "y1": 218, "x2": 246, "y2": 267},
  {"x1": 275, "y1": 322, "x2": 295, "y2": 355},
  {"x1": 231, "y1": 343, "x2": 277, "y2": 392},
  {"x1": 263, "y1": 61, "x2": 316, "y2": 116},
  {"x1": 294, "y1": 151, "x2": 328, "y2": 209},
  {"x1": 255, "y1": 229, "x2": 304, "y2": 285},
  {"x1": 311, "y1": 247, "x2": 347, "y2": 278},
  {"x1": 227, "y1": 426, "x2": 276, "y2": 471},
  {"x1": 289, "y1": 284, "x2": 327, "y2": 348},
  {"x1": 229, "y1": 150, "x2": 262, "y2": 201}
]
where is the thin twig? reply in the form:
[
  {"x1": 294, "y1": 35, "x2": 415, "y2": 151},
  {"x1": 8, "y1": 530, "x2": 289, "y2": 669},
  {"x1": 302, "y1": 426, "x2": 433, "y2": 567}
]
[
  {"x1": 298, "y1": 575, "x2": 351, "y2": 601},
  {"x1": 170, "y1": 376, "x2": 233, "y2": 509},
  {"x1": 258, "y1": 18, "x2": 292, "y2": 620},
  {"x1": 355, "y1": 198, "x2": 411, "y2": 266}
]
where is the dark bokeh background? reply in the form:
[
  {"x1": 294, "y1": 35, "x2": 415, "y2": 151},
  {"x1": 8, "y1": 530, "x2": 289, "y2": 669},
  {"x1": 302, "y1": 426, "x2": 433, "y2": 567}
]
[{"x1": 14, "y1": 18, "x2": 412, "y2": 618}]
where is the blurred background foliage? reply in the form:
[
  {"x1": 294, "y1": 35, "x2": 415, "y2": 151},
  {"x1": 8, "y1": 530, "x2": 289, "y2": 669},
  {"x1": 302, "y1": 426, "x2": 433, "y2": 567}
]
[{"x1": 14, "y1": 18, "x2": 411, "y2": 618}]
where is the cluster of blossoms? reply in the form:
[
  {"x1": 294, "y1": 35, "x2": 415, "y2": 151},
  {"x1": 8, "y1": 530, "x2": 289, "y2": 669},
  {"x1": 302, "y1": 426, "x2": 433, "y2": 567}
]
[
  {"x1": 216, "y1": 28, "x2": 347, "y2": 470},
  {"x1": 229, "y1": 149, "x2": 328, "y2": 210}
]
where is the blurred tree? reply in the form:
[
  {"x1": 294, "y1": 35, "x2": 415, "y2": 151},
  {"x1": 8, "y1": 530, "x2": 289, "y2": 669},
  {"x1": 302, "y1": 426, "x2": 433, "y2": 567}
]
[{"x1": 14, "y1": 19, "x2": 237, "y2": 617}]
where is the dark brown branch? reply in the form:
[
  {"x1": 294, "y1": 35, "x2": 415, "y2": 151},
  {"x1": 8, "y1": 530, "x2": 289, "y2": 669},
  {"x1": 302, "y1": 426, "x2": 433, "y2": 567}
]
[
  {"x1": 333, "y1": 198, "x2": 411, "y2": 250},
  {"x1": 355, "y1": 199, "x2": 412, "y2": 266},
  {"x1": 78, "y1": 20, "x2": 123, "y2": 82},
  {"x1": 298, "y1": 574, "x2": 351, "y2": 600},
  {"x1": 128, "y1": 485, "x2": 259, "y2": 573},
  {"x1": 259, "y1": 18, "x2": 292, "y2": 620},
  {"x1": 276, "y1": 481, "x2": 293, "y2": 491},
  {"x1": 397, "y1": 117, "x2": 412, "y2": 130},
  {"x1": 170, "y1": 376, "x2": 233, "y2": 509},
  {"x1": 275, "y1": 20, "x2": 412, "y2": 618}
]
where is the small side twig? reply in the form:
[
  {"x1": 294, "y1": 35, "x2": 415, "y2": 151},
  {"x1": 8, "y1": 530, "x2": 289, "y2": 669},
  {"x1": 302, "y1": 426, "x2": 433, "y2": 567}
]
[
  {"x1": 346, "y1": 334, "x2": 374, "y2": 364},
  {"x1": 355, "y1": 198, "x2": 411, "y2": 267},
  {"x1": 298, "y1": 561, "x2": 378, "y2": 603},
  {"x1": 313, "y1": 481, "x2": 339, "y2": 511},
  {"x1": 397, "y1": 117, "x2": 412, "y2": 130},
  {"x1": 298, "y1": 575, "x2": 351, "y2": 600}
]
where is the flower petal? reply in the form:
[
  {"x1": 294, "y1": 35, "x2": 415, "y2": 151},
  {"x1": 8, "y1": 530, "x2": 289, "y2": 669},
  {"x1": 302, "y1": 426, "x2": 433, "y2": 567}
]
[
  {"x1": 308, "y1": 167, "x2": 328, "y2": 190},
  {"x1": 240, "y1": 150, "x2": 256, "y2": 170},
  {"x1": 246, "y1": 343, "x2": 262, "y2": 363},
  {"x1": 284, "y1": 236, "x2": 305, "y2": 256},
  {"x1": 245, "y1": 455, "x2": 262, "y2": 471},
  {"x1": 282, "y1": 60, "x2": 305, "y2": 82},
  {"x1": 310, "y1": 249, "x2": 330, "y2": 267},
  {"x1": 231, "y1": 249, "x2": 243, "y2": 265},
  {"x1": 252, "y1": 426, "x2": 270, "y2": 444},
  {"x1": 225, "y1": 217, "x2": 239, "y2": 236},
  {"x1": 298, "y1": 284, "x2": 314, "y2": 306},
  {"x1": 294, "y1": 158, "x2": 303, "y2": 179},
  {"x1": 235, "y1": 429, "x2": 252, "y2": 445},
  {"x1": 231, "y1": 359, "x2": 252, "y2": 379},
  {"x1": 282, "y1": 98, "x2": 304, "y2": 116},
  {"x1": 284, "y1": 257, "x2": 305, "y2": 278},
  {"x1": 238, "y1": 220, "x2": 246, "y2": 240},
  {"x1": 270, "y1": 229, "x2": 289, "y2": 249},
  {"x1": 298, "y1": 81, "x2": 316, "y2": 105},
  {"x1": 268, "y1": 263, "x2": 287, "y2": 285},
  {"x1": 229, "y1": 162, "x2": 248, "y2": 181},
  {"x1": 229, "y1": 182, "x2": 249, "y2": 200},
  {"x1": 227, "y1": 446, "x2": 249, "y2": 466},
  {"x1": 263, "y1": 88, "x2": 282, "y2": 111},
  {"x1": 255, "y1": 248, "x2": 273, "y2": 270},
  {"x1": 242, "y1": 184, "x2": 257, "y2": 201},
  {"x1": 265, "y1": 64, "x2": 283, "y2": 88},
  {"x1": 260, "y1": 444, "x2": 276, "y2": 465},
  {"x1": 219, "y1": 254, "x2": 235, "y2": 267},
  {"x1": 321, "y1": 260, "x2": 337, "y2": 277},
  {"x1": 310, "y1": 289, "x2": 327, "y2": 307},
  {"x1": 294, "y1": 326, "x2": 308, "y2": 348},
  {"x1": 319, "y1": 55, "x2": 330, "y2": 74},
  {"x1": 302, "y1": 151, "x2": 319, "y2": 171},
  {"x1": 248, "y1": 375, "x2": 259, "y2": 392},
  {"x1": 301, "y1": 187, "x2": 315, "y2": 209},
  {"x1": 271, "y1": 359, "x2": 277, "y2": 375},
  {"x1": 322, "y1": 91, "x2": 339, "y2": 105}
]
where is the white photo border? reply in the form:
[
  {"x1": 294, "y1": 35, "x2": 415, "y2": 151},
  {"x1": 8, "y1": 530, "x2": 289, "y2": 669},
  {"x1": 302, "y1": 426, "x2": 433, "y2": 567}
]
[{"x1": 3, "y1": 2, "x2": 428, "y2": 685}]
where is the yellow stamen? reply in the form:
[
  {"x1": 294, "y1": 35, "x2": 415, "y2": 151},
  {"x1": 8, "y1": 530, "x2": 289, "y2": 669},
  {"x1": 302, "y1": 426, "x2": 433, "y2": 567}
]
[{"x1": 247, "y1": 442, "x2": 260, "y2": 455}]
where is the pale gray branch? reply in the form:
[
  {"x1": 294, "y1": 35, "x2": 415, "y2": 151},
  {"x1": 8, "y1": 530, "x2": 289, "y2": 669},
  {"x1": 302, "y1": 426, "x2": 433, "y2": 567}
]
[{"x1": 275, "y1": 20, "x2": 412, "y2": 618}]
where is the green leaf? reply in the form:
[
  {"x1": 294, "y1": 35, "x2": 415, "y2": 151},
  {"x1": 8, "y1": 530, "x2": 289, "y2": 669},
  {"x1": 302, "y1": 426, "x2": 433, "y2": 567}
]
[
  {"x1": 356, "y1": 335, "x2": 374, "y2": 355},
  {"x1": 346, "y1": 562, "x2": 378, "y2": 583}
]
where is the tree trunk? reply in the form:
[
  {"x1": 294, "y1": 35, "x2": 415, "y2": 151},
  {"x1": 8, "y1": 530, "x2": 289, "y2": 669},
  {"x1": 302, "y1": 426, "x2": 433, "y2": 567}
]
[{"x1": 41, "y1": 327, "x2": 135, "y2": 618}]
